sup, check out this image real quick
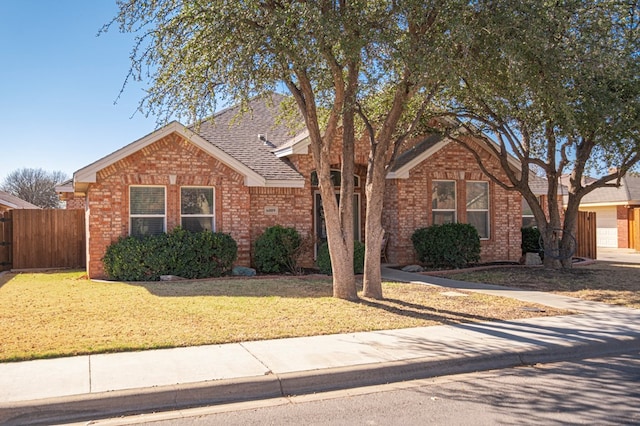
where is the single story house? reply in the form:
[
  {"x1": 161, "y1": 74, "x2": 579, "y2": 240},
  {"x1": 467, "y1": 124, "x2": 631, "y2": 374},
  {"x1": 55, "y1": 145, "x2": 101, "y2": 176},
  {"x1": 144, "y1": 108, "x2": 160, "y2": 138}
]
[
  {"x1": 0, "y1": 191, "x2": 40, "y2": 212},
  {"x1": 59, "y1": 94, "x2": 529, "y2": 279},
  {"x1": 564, "y1": 174, "x2": 640, "y2": 249}
]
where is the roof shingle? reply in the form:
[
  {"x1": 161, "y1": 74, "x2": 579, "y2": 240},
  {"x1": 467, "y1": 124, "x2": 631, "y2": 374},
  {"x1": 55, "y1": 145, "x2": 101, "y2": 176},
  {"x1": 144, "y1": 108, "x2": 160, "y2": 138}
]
[{"x1": 190, "y1": 94, "x2": 306, "y2": 181}]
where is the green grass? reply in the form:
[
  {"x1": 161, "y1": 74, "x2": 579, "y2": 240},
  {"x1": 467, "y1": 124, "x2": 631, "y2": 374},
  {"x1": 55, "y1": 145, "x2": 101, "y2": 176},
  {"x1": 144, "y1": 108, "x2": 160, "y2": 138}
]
[{"x1": 0, "y1": 270, "x2": 566, "y2": 362}]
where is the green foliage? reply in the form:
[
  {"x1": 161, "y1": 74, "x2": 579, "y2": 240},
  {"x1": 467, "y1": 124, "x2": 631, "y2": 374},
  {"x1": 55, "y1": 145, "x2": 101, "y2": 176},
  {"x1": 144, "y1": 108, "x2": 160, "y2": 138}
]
[
  {"x1": 253, "y1": 225, "x2": 301, "y2": 274},
  {"x1": 316, "y1": 241, "x2": 365, "y2": 275},
  {"x1": 411, "y1": 223, "x2": 481, "y2": 269},
  {"x1": 103, "y1": 227, "x2": 237, "y2": 281},
  {"x1": 521, "y1": 227, "x2": 542, "y2": 256}
]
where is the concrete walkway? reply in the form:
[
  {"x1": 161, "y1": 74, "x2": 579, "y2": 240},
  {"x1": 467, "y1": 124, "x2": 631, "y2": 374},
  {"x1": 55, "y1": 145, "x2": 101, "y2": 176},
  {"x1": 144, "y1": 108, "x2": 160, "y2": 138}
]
[
  {"x1": 596, "y1": 247, "x2": 640, "y2": 264},
  {"x1": 1, "y1": 268, "x2": 639, "y2": 425}
]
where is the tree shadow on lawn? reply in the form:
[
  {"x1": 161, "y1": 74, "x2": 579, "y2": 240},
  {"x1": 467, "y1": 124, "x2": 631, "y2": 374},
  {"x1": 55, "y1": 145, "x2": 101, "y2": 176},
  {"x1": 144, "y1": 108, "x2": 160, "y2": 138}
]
[
  {"x1": 358, "y1": 296, "x2": 505, "y2": 325},
  {"x1": 125, "y1": 276, "x2": 336, "y2": 298}
]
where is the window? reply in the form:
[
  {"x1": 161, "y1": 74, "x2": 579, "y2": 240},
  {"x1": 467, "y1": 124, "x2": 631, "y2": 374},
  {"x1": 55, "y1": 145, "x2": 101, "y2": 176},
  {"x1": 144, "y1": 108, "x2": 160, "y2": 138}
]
[
  {"x1": 310, "y1": 170, "x2": 360, "y2": 187},
  {"x1": 522, "y1": 198, "x2": 538, "y2": 228},
  {"x1": 432, "y1": 180, "x2": 456, "y2": 224},
  {"x1": 130, "y1": 186, "x2": 165, "y2": 237},
  {"x1": 466, "y1": 181, "x2": 489, "y2": 239},
  {"x1": 181, "y1": 187, "x2": 215, "y2": 232}
]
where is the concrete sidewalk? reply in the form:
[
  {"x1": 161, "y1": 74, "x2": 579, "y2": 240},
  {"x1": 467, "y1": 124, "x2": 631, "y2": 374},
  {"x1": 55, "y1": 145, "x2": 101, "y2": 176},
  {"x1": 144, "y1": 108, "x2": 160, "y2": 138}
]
[{"x1": 1, "y1": 268, "x2": 639, "y2": 425}]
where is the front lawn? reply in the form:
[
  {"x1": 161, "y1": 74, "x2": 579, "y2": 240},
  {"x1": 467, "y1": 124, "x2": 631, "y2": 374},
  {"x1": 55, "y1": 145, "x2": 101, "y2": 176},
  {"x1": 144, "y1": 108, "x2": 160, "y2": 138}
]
[
  {"x1": 0, "y1": 270, "x2": 566, "y2": 362},
  {"x1": 447, "y1": 261, "x2": 640, "y2": 309}
]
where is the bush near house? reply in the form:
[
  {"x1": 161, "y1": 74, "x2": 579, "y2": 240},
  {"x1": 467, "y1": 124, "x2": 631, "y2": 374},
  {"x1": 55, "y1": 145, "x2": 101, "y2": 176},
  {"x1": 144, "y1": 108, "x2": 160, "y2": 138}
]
[
  {"x1": 521, "y1": 226, "x2": 543, "y2": 256},
  {"x1": 253, "y1": 225, "x2": 302, "y2": 274},
  {"x1": 103, "y1": 227, "x2": 237, "y2": 281},
  {"x1": 411, "y1": 223, "x2": 481, "y2": 269},
  {"x1": 317, "y1": 241, "x2": 365, "y2": 275}
]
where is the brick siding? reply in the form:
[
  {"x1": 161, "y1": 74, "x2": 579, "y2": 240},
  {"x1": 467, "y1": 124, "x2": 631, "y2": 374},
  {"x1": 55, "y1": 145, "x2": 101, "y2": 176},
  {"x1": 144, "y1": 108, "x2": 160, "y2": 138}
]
[
  {"x1": 83, "y1": 130, "x2": 523, "y2": 278},
  {"x1": 383, "y1": 139, "x2": 522, "y2": 264}
]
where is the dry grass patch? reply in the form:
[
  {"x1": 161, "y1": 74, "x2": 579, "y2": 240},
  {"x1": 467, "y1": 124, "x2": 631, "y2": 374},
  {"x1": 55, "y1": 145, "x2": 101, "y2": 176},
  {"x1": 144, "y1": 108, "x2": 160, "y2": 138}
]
[
  {"x1": 0, "y1": 270, "x2": 567, "y2": 362},
  {"x1": 447, "y1": 261, "x2": 640, "y2": 309}
]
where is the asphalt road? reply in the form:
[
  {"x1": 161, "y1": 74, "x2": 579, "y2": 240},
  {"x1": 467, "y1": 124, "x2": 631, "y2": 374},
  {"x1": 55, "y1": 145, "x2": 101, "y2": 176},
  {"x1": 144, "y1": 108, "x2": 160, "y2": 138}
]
[{"x1": 93, "y1": 351, "x2": 640, "y2": 425}]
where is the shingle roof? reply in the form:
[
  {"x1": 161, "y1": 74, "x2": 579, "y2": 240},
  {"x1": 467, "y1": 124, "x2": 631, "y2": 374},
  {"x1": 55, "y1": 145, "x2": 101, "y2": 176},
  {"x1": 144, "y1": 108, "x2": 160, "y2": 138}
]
[
  {"x1": 391, "y1": 134, "x2": 443, "y2": 172},
  {"x1": 190, "y1": 94, "x2": 306, "y2": 181},
  {"x1": 580, "y1": 174, "x2": 640, "y2": 205},
  {"x1": 0, "y1": 191, "x2": 40, "y2": 209}
]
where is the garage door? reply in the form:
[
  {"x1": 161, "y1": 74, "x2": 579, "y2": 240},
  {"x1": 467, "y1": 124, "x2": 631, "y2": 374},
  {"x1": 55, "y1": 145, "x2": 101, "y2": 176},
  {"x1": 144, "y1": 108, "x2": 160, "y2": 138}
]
[{"x1": 592, "y1": 207, "x2": 618, "y2": 247}]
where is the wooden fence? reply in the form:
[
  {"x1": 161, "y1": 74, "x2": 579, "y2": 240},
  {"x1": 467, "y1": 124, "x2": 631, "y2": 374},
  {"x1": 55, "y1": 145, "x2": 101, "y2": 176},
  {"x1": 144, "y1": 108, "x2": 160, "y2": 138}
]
[
  {"x1": 633, "y1": 208, "x2": 640, "y2": 251},
  {"x1": 0, "y1": 209, "x2": 85, "y2": 271},
  {"x1": 575, "y1": 210, "x2": 597, "y2": 259},
  {"x1": 0, "y1": 211, "x2": 11, "y2": 272}
]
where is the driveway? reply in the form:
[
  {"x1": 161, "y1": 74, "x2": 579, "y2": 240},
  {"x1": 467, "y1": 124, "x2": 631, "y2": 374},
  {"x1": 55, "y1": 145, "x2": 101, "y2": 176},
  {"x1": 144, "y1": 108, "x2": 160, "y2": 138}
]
[{"x1": 596, "y1": 247, "x2": 640, "y2": 264}]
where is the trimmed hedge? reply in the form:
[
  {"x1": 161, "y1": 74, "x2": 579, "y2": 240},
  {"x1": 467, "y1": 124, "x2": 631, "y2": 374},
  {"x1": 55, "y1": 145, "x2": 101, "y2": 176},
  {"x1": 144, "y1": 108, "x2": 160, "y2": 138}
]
[
  {"x1": 521, "y1": 226, "x2": 543, "y2": 256},
  {"x1": 411, "y1": 223, "x2": 481, "y2": 269},
  {"x1": 253, "y1": 225, "x2": 301, "y2": 274},
  {"x1": 316, "y1": 240, "x2": 365, "y2": 275},
  {"x1": 103, "y1": 227, "x2": 237, "y2": 281}
]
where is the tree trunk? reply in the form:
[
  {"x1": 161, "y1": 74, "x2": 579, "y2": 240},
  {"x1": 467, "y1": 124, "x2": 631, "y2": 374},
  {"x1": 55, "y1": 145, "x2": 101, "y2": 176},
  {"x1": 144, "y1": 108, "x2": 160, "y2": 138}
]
[
  {"x1": 318, "y1": 158, "x2": 358, "y2": 301},
  {"x1": 540, "y1": 225, "x2": 563, "y2": 269},
  {"x1": 362, "y1": 153, "x2": 387, "y2": 299},
  {"x1": 559, "y1": 195, "x2": 581, "y2": 269},
  {"x1": 288, "y1": 73, "x2": 357, "y2": 301}
]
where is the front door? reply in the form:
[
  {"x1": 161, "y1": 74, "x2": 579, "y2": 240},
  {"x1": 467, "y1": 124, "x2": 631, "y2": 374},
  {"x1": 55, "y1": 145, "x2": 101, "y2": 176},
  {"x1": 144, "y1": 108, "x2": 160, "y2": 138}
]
[{"x1": 314, "y1": 192, "x2": 361, "y2": 255}]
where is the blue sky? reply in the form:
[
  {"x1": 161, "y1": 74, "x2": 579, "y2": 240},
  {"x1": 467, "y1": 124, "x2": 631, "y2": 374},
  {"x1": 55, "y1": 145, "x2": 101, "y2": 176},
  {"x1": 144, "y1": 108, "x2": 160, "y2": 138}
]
[{"x1": 0, "y1": 1, "x2": 157, "y2": 183}]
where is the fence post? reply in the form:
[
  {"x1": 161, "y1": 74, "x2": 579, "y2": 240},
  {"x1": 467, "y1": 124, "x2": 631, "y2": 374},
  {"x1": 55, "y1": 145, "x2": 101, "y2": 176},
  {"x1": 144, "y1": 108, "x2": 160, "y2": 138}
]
[{"x1": 0, "y1": 211, "x2": 12, "y2": 271}]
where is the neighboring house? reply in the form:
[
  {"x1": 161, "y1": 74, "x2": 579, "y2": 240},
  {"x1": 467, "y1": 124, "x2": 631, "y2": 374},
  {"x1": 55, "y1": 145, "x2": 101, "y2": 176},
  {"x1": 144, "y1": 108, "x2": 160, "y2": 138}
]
[
  {"x1": 564, "y1": 174, "x2": 640, "y2": 249},
  {"x1": 59, "y1": 94, "x2": 527, "y2": 279},
  {"x1": 0, "y1": 191, "x2": 40, "y2": 212}
]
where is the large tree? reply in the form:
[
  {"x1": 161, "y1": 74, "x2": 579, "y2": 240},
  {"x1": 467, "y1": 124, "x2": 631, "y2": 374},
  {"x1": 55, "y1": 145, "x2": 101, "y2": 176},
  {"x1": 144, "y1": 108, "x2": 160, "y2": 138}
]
[
  {"x1": 443, "y1": 0, "x2": 640, "y2": 268},
  {"x1": 1, "y1": 168, "x2": 68, "y2": 209},
  {"x1": 110, "y1": 0, "x2": 462, "y2": 299}
]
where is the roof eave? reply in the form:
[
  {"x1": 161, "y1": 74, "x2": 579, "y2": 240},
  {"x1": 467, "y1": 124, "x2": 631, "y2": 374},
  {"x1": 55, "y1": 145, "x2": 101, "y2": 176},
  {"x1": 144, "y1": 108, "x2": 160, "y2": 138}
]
[
  {"x1": 273, "y1": 131, "x2": 310, "y2": 158},
  {"x1": 72, "y1": 122, "x2": 272, "y2": 192},
  {"x1": 0, "y1": 200, "x2": 18, "y2": 209},
  {"x1": 386, "y1": 139, "x2": 451, "y2": 179}
]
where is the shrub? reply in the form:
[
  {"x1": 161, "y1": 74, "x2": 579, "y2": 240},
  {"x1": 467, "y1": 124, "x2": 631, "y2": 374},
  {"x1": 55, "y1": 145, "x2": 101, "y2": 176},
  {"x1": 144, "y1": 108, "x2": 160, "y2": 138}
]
[
  {"x1": 103, "y1": 227, "x2": 237, "y2": 281},
  {"x1": 521, "y1": 226, "x2": 543, "y2": 256},
  {"x1": 316, "y1": 240, "x2": 365, "y2": 275},
  {"x1": 411, "y1": 223, "x2": 481, "y2": 269},
  {"x1": 253, "y1": 225, "x2": 302, "y2": 274}
]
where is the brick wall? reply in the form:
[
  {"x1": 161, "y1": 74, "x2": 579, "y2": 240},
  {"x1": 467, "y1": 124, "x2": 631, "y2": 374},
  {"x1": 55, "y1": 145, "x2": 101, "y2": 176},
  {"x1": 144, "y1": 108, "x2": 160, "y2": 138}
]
[
  {"x1": 383, "y1": 139, "x2": 522, "y2": 264},
  {"x1": 85, "y1": 134, "x2": 250, "y2": 278},
  {"x1": 84, "y1": 128, "x2": 523, "y2": 278},
  {"x1": 58, "y1": 192, "x2": 86, "y2": 210},
  {"x1": 617, "y1": 205, "x2": 630, "y2": 248}
]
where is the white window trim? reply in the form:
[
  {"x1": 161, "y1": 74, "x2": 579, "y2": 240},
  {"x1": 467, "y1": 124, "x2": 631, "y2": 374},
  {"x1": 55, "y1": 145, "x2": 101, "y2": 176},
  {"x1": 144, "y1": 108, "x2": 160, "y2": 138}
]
[
  {"x1": 129, "y1": 185, "x2": 167, "y2": 236},
  {"x1": 180, "y1": 186, "x2": 216, "y2": 232},
  {"x1": 432, "y1": 180, "x2": 457, "y2": 223},
  {"x1": 466, "y1": 181, "x2": 490, "y2": 240}
]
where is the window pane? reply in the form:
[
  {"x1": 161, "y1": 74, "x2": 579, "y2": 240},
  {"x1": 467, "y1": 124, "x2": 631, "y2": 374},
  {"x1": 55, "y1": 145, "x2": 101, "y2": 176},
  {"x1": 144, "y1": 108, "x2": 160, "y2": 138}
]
[
  {"x1": 182, "y1": 217, "x2": 214, "y2": 232},
  {"x1": 467, "y1": 211, "x2": 489, "y2": 238},
  {"x1": 432, "y1": 181, "x2": 456, "y2": 210},
  {"x1": 131, "y1": 187, "x2": 165, "y2": 215},
  {"x1": 181, "y1": 188, "x2": 214, "y2": 215},
  {"x1": 433, "y1": 211, "x2": 456, "y2": 225},
  {"x1": 466, "y1": 182, "x2": 488, "y2": 209},
  {"x1": 522, "y1": 199, "x2": 534, "y2": 216},
  {"x1": 131, "y1": 217, "x2": 164, "y2": 237}
]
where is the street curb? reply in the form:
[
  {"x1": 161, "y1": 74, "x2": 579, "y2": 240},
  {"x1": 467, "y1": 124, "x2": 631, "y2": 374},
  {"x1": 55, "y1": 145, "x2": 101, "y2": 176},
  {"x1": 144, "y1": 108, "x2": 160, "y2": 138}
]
[{"x1": 2, "y1": 336, "x2": 639, "y2": 426}]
